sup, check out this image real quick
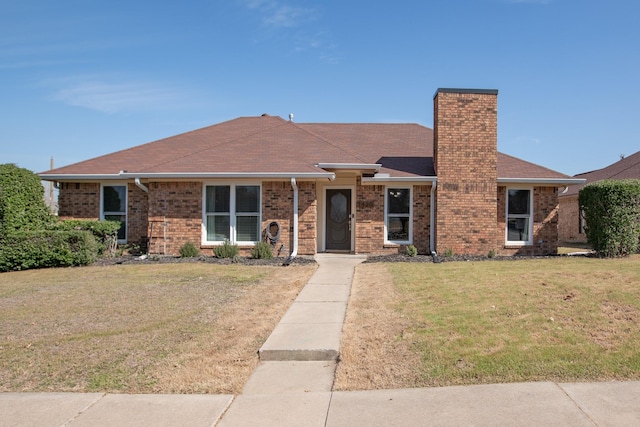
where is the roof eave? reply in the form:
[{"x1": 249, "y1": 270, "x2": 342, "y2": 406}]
[
  {"x1": 38, "y1": 173, "x2": 123, "y2": 181},
  {"x1": 39, "y1": 172, "x2": 336, "y2": 181},
  {"x1": 362, "y1": 175, "x2": 437, "y2": 184},
  {"x1": 316, "y1": 163, "x2": 382, "y2": 172},
  {"x1": 497, "y1": 177, "x2": 587, "y2": 185}
]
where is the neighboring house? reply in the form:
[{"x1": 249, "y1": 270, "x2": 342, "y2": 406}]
[
  {"x1": 39, "y1": 88, "x2": 583, "y2": 257},
  {"x1": 558, "y1": 150, "x2": 640, "y2": 243}
]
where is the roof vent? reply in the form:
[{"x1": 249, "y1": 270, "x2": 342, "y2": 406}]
[{"x1": 289, "y1": 113, "x2": 294, "y2": 122}]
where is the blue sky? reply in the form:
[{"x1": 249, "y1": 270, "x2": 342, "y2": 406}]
[{"x1": 2, "y1": 0, "x2": 638, "y2": 176}]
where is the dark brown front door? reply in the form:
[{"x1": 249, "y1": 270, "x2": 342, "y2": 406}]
[{"x1": 326, "y1": 189, "x2": 352, "y2": 251}]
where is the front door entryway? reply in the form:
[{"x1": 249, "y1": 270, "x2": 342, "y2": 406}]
[{"x1": 325, "y1": 188, "x2": 352, "y2": 251}]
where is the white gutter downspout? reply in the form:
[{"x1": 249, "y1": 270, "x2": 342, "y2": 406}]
[
  {"x1": 134, "y1": 177, "x2": 149, "y2": 193},
  {"x1": 430, "y1": 180, "x2": 437, "y2": 255},
  {"x1": 284, "y1": 177, "x2": 299, "y2": 265}
]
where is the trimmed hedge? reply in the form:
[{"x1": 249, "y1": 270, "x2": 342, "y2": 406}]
[
  {"x1": 0, "y1": 230, "x2": 98, "y2": 272},
  {"x1": 579, "y1": 179, "x2": 640, "y2": 257},
  {"x1": 53, "y1": 219, "x2": 120, "y2": 255},
  {"x1": 0, "y1": 166, "x2": 120, "y2": 271},
  {"x1": 0, "y1": 164, "x2": 54, "y2": 236}
]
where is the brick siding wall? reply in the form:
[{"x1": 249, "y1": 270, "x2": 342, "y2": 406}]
[
  {"x1": 57, "y1": 182, "x2": 100, "y2": 220},
  {"x1": 297, "y1": 181, "x2": 318, "y2": 255},
  {"x1": 558, "y1": 195, "x2": 587, "y2": 243},
  {"x1": 58, "y1": 181, "x2": 148, "y2": 250},
  {"x1": 355, "y1": 182, "x2": 386, "y2": 254},
  {"x1": 433, "y1": 90, "x2": 498, "y2": 256},
  {"x1": 127, "y1": 184, "x2": 149, "y2": 250},
  {"x1": 147, "y1": 182, "x2": 202, "y2": 256},
  {"x1": 355, "y1": 181, "x2": 431, "y2": 255},
  {"x1": 532, "y1": 187, "x2": 560, "y2": 255},
  {"x1": 497, "y1": 186, "x2": 559, "y2": 255},
  {"x1": 60, "y1": 180, "x2": 320, "y2": 257},
  {"x1": 262, "y1": 181, "x2": 317, "y2": 257},
  {"x1": 413, "y1": 185, "x2": 431, "y2": 254},
  {"x1": 262, "y1": 181, "x2": 292, "y2": 256}
]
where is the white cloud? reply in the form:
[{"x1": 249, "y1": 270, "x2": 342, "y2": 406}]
[
  {"x1": 239, "y1": 1, "x2": 338, "y2": 63},
  {"x1": 515, "y1": 136, "x2": 542, "y2": 145},
  {"x1": 49, "y1": 76, "x2": 194, "y2": 114},
  {"x1": 241, "y1": 0, "x2": 318, "y2": 28},
  {"x1": 292, "y1": 33, "x2": 341, "y2": 64},
  {"x1": 264, "y1": 5, "x2": 315, "y2": 28},
  {"x1": 242, "y1": 0, "x2": 273, "y2": 9}
]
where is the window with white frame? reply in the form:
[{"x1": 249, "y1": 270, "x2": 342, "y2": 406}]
[
  {"x1": 102, "y1": 184, "x2": 127, "y2": 242},
  {"x1": 385, "y1": 187, "x2": 412, "y2": 243},
  {"x1": 204, "y1": 184, "x2": 260, "y2": 243},
  {"x1": 506, "y1": 188, "x2": 532, "y2": 245}
]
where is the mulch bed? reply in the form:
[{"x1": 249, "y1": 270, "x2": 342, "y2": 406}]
[
  {"x1": 93, "y1": 251, "x2": 594, "y2": 267},
  {"x1": 363, "y1": 253, "x2": 590, "y2": 263},
  {"x1": 92, "y1": 254, "x2": 317, "y2": 267}
]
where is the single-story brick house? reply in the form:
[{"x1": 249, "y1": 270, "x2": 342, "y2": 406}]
[
  {"x1": 40, "y1": 88, "x2": 583, "y2": 258},
  {"x1": 558, "y1": 150, "x2": 640, "y2": 243}
]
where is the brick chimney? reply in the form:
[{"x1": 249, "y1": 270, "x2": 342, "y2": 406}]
[{"x1": 433, "y1": 88, "x2": 498, "y2": 256}]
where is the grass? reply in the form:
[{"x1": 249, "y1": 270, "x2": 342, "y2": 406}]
[
  {"x1": 0, "y1": 263, "x2": 316, "y2": 394},
  {"x1": 335, "y1": 256, "x2": 640, "y2": 390},
  {"x1": 5, "y1": 256, "x2": 639, "y2": 394}
]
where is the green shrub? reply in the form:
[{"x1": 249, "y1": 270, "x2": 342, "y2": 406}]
[
  {"x1": 406, "y1": 244, "x2": 418, "y2": 257},
  {"x1": 444, "y1": 248, "x2": 454, "y2": 258},
  {"x1": 0, "y1": 164, "x2": 54, "y2": 236},
  {"x1": 120, "y1": 243, "x2": 142, "y2": 256},
  {"x1": 53, "y1": 220, "x2": 121, "y2": 255},
  {"x1": 251, "y1": 241, "x2": 273, "y2": 259},
  {"x1": 488, "y1": 249, "x2": 496, "y2": 259},
  {"x1": 179, "y1": 241, "x2": 200, "y2": 258},
  {"x1": 579, "y1": 179, "x2": 640, "y2": 257},
  {"x1": 0, "y1": 230, "x2": 97, "y2": 272},
  {"x1": 214, "y1": 240, "x2": 239, "y2": 259}
]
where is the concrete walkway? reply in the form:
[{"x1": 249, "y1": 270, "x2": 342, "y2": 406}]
[
  {"x1": 257, "y1": 253, "x2": 365, "y2": 363},
  {"x1": 3, "y1": 381, "x2": 640, "y2": 426},
  {"x1": 2, "y1": 254, "x2": 640, "y2": 426}
]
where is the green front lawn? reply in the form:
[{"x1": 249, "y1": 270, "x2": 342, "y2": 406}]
[{"x1": 390, "y1": 256, "x2": 640, "y2": 386}]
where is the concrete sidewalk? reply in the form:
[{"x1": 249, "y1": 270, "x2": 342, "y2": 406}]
[
  {"x1": 221, "y1": 381, "x2": 640, "y2": 426},
  {"x1": 2, "y1": 254, "x2": 640, "y2": 426},
  {"x1": 2, "y1": 381, "x2": 640, "y2": 426}
]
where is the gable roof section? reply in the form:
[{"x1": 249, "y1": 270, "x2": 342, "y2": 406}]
[
  {"x1": 562, "y1": 150, "x2": 640, "y2": 197},
  {"x1": 40, "y1": 115, "x2": 576, "y2": 184},
  {"x1": 497, "y1": 153, "x2": 578, "y2": 183},
  {"x1": 297, "y1": 122, "x2": 434, "y2": 177},
  {"x1": 40, "y1": 116, "x2": 436, "y2": 180},
  {"x1": 42, "y1": 116, "x2": 323, "y2": 177}
]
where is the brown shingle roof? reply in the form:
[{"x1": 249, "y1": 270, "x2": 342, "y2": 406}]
[
  {"x1": 40, "y1": 115, "x2": 573, "y2": 182},
  {"x1": 497, "y1": 153, "x2": 573, "y2": 180},
  {"x1": 297, "y1": 122, "x2": 434, "y2": 177},
  {"x1": 562, "y1": 150, "x2": 640, "y2": 197}
]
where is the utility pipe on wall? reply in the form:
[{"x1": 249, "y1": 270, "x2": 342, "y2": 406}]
[
  {"x1": 284, "y1": 177, "x2": 299, "y2": 265},
  {"x1": 430, "y1": 180, "x2": 437, "y2": 255},
  {"x1": 134, "y1": 177, "x2": 149, "y2": 193}
]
